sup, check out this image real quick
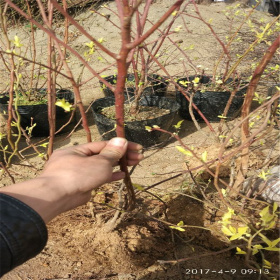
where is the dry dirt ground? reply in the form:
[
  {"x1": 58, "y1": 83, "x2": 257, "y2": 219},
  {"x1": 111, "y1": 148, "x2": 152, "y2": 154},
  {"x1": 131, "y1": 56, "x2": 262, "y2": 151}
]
[{"x1": 1, "y1": 1, "x2": 280, "y2": 280}]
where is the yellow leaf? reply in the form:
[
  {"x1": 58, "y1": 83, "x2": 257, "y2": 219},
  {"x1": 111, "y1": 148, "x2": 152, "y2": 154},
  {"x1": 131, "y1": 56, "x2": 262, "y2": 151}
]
[
  {"x1": 222, "y1": 208, "x2": 234, "y2": 222},
  {"x1": 230, "y1": 233, "x2": 243, "y2": 241},
  {"x1": 132, "y1": 183, "x2": 144, "y2": 191},
  {"x1": 201, "y1": 151, "x2": 207, "y2": 162},
  {"x1": 253, "y1": 244, "x2": 263, "y2": 249},
  {"x1": 271, "y1": 238, "x2": 280, "y2": 247},
  {"x1": 193, "y1": 77, "x2": 200, "y2": 84},
  {"x1": 176, "y1": 146, "x2": 193, "y2": 157},
  {"x1": 221, "y1": 226, "x2": 233, "y2": 236},
  {"x1": 229, "y1": 227, "x2": 247, "y2": 241},
  {"x1": 252, "y1": 248, "x2": 259, "y2": 255},
  {"x1": 229, "y1": 225, "x2": 236, "y2": 234},
  {"x1": 145, "y1": 126, "x2": 152, "y2": 132},
  {"x1": 177, "y1": 221, "x2": 184, "y2": 226},
  {"x1": 174, "y1": 25, "x2": 182, "y2": 32},
  {"x1": 13, "y1": 35, "x2": 23, "y2": 47},
  {"x1": 237, "y1": 226, "x2": 249, "y2": 235},
  {"x1": 236, "y1": 247, "x2": 246, "y2": 255},
  {"x1": 39, "y1": 142, "x2": 49, "y2": 148},
  {"x1": 173, "y1": 120, "x2": 184, "y2": 129},
  {"x1": 55, "y1": 99, "x2": 72, "y2": 112},
  {"x1": 260, "y1": 234, "x2": 272, "y2": 247},
  {"x1": 259, "y1": 206, "x2": 269, "y2": 217},
  {"x1": 263, "y1": 247, "x2": 280, "y2": 252},
  {"x1": 258, "y1": 170, "x2": 270, "y2": 180},
  {"x1": 263, "y1": 259, "x2": 271, "y2": 269},
  {"x1": 169, "y1": 226, "x2": 185, "y2": 232}
]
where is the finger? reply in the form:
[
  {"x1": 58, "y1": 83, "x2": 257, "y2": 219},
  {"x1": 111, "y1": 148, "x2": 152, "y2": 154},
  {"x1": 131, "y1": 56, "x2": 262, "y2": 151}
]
[
  {"x1": 99, "y1": 137, "x2": 128, "y2": 164},
  {"x1": 127, "y1": 141, "x2": 143, "y2": 152},
  {"x1": 69, "y1": 141, "x2": 108, "y2": 156},
  {"x1": 60, "y1": 140, "x2": 142, "y2": 158},
  {"x1": 126, "y1": 151, "x2": 144, "y2": 161},
  {"x1": 127, "y1": 159, "x2": 142, "y2": 166},
  {"x1": 111, "y1": 171, "x2": 125, "y2": 181}
]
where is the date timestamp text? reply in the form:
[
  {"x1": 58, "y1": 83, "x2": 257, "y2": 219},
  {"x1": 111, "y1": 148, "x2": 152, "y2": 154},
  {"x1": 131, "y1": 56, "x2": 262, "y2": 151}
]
[{"x1": 185, "y1": 269, "x2": 270, "y2": 275}]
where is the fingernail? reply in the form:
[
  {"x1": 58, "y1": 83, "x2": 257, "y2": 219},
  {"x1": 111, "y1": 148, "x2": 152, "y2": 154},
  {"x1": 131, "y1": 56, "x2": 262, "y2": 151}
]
[{"x1": 109, "y1": 137, "x2": 127, "y2": 147}]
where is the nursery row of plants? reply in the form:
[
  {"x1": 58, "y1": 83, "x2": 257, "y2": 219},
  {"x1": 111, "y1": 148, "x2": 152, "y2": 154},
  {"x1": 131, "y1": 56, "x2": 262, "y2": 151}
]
[{"x1": 0, "y1": 0, "x2": 279, "y2": 278}]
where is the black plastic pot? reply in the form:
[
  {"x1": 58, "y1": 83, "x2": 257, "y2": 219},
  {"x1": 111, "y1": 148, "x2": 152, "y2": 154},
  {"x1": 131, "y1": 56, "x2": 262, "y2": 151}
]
[
  {"x1": 0, "y1": 89, "x2": 76, "y2": 137},
  {"x1": 91, "y1": 96, "x2": 179, "y2": 148},
  {"x1": 100, "y1": 74, "x2": 169, "y2": 98},
  {"x1": 176, "y1": 76, "x2": 246, "y2": 122}
]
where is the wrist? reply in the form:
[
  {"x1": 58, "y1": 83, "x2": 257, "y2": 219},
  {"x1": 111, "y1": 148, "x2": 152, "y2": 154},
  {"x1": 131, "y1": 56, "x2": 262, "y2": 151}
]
[{"x1": 0, "y1": 176, "x2": 68, "y2": 223}]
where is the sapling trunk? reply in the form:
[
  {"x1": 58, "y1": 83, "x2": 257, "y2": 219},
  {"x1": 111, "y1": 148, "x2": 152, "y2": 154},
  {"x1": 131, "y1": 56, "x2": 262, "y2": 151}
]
[{"x1": 230, "y1": 34, "x2": 280, "y2": 196}]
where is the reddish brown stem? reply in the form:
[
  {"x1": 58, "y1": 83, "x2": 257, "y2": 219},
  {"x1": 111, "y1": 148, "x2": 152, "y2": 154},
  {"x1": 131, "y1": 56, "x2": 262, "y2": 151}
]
[
  {"x1": 50, "y1": 0, "x2": 116, "y2": 59},
  {"x1": 231, "y1": 34, "x2": 280, "y2": 195},
  {"x1": 127, "y1": 0, "x2": 184, "y2": 49}
]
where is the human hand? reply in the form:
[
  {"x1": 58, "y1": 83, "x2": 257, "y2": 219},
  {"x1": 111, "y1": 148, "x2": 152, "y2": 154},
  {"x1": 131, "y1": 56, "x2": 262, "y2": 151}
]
[
  {"x1": 0, "y1": 138, "x2": 143, "y2": 223},
  {"x1": 39, "y1": 138, "x2": 143, "y2": 212}
]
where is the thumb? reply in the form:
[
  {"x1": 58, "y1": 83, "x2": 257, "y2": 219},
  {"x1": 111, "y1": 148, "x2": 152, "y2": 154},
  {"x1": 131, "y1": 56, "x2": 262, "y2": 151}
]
[{"x1": 99, "y1": 137, "x2": 128, "y2": 164}]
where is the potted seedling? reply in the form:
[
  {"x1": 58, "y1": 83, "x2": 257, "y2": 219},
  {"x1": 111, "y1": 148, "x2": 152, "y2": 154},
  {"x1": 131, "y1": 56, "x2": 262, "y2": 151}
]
[
  {"x1": 93, "y1": 71, "x2": 177, "y2": 148},
  {"x1": 89, "y1": 1, "x2": 183, "y2": 147},
  {"x1": 173, "y1": 2, "x2": 279, "y2": 125},
  {"x1": 176, "y1": 75, "x2": 247, "y2": 122},
  {"x1": 0, "y1": 87, "x2": 76, "y2": 137},
  {"x1": 99, "y1": 73, "x2": 169, "y2": 99}
]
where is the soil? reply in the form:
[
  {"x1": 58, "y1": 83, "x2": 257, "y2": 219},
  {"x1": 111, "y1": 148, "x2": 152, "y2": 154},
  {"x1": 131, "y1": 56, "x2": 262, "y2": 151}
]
[
  {"x1": 0, "y1": 1, "x2": 279, "y2": 280},
  {"x1": 101, "y1": 104, "x2": 170, "y2": 122}
]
